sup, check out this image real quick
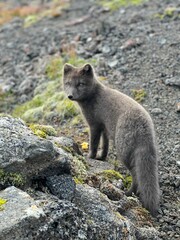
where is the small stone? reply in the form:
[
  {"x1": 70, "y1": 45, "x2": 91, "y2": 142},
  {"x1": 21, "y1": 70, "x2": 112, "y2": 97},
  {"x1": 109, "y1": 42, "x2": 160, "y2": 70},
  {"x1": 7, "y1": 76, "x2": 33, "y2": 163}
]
[
  {"x1": 108, "y1": 59, "x2": 118, "y2": 68},
  {"x1": 120, "y1": 38, "x2": 142, "y2": 50},
  {"x1": 176, "y1": 161, "x2": 180, "y2": 167},
  {"x1": 102, "y1": 45, "x2": 111, "y2": 54},
  {"x1": 176, "y1": 220, "x2": 180, "y2": 227},
  {"x1": 164, "y1": 77, "x2": 180, "y2": 87},
  {"x1": 176, "y1": 102, "x2": 180, "y2": 112},
  {"x1": 151, "y1": 108, "x2": 162, "y2": 115}
]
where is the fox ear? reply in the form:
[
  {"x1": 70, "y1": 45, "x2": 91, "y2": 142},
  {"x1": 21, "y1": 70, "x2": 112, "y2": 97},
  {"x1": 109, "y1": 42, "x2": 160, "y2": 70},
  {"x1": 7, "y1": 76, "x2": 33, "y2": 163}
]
[
  {"x1": 82, "y1": 64, "x2": 93, "y2": 74},
  {"x1": 63, "y1": 63, "x2": 73, "y2": 75}
]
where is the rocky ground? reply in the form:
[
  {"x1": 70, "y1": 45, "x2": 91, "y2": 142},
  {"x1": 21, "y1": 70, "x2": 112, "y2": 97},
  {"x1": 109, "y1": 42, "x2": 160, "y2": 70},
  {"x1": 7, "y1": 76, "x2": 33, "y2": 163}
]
[{"x1": 0, "y1": 0, "x2": 180, "y2": 239}]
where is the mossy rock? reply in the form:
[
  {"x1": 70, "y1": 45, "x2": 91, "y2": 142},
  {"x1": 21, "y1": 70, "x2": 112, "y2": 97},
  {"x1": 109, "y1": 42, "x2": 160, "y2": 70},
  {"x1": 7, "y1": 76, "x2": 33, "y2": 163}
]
[
  {"x1": 29, "y1": 124, "x2": 57, "y2": 138},
  {"x1": 132, "y1": 89, "x2": 147, "y2": 102},
  {"x1": 0, "y1": 169, "x2": 26, "y2": 190},
  {"x1": 0, "y1": 198, "x2": 7, "y2": 211},
  {"x1": 99, "y1": 169, "x2": 124, "y2": 181},
  {"x1": 71, "y1": 156, "x2": 88, "y2": 180}
]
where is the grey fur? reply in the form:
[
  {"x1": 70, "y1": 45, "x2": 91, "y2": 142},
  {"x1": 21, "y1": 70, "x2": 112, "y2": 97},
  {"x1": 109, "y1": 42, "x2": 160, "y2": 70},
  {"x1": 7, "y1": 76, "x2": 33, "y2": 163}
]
[{"x1": 63, "y1": 63, "x2": 160, "y2": 216}]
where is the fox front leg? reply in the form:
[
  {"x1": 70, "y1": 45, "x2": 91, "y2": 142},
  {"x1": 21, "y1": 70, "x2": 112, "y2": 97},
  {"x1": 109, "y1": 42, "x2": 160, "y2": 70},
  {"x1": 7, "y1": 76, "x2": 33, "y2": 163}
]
[
  {"x1": 88, "y1": 126, "x2": 101, "y2": 159},
  {"x1": 96, "y1": 130, "x2": 109, "y2": 160}
]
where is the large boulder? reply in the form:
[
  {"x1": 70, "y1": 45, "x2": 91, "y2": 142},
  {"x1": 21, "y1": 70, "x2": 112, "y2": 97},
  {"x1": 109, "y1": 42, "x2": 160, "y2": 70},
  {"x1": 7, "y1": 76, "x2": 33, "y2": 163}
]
[{"x1": 0, "y1": 116, "x2": 71, "y2": 180}]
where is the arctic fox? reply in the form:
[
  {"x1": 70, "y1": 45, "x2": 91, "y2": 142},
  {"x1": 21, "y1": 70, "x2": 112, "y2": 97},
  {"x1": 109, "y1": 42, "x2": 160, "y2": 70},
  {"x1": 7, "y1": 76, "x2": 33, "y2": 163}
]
[{"x1": 63, "y1": 63, "x2": 160, "y2": 216}]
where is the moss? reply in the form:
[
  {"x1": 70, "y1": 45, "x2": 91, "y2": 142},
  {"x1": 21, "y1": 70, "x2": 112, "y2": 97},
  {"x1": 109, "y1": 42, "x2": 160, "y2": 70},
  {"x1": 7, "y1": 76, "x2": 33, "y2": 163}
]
[
  {"x1": 123, "y1": 175, "x2": 132, "y2": 188},
  {"x1": 132, "y1": 89, "x2": 147, "y2": 102},
  {"x1": 0, "y1": 198, "x2": 7, "y2": 211},
  {"x1": 154, "y1": 7, "x2": 180, "y2": 20},
  {"x1": 57, "y1": 99, "x2": 78, "y2": 118},
  {"x1": 0, "y1": 113, "x2": 12, "y2": 118},
  {"x1": 100, "y1": 170, "x2": 124, "y2": 181},
  {"x1": 114, "y1": 211, "x2": 126, "y2": 220},
  {"x1": 100, "y1": 0, "x2": 145, "y2": 11},
  {"x1": 71, "y1": 156, "x2": 88, "y2": 180},
  {"x1": 29, "y1": 124, "x2": 57, "y2": 138},
  {"x1": 24, "y1": 15, "x2": 39, "y2": 28},
  {"x1": 73, "y1": 177, "x2": 84, "y2": 184},
  {"x1": 29, "y1": 124, "x2": 57, "y2": 136},
  {"x1": 0, "y1": 168, "x2": 26, "y2": 188},
  {"x1": 71, "y1": 115, "x2": 83, "y2": 126},
  {"x1": 45, "y1": 57, "x2": 64, "y2": 81}
]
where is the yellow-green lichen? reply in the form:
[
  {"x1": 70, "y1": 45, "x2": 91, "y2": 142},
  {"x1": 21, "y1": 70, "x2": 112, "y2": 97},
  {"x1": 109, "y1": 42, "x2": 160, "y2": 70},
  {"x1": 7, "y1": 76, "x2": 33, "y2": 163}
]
[
  {"x1": 100, "y1": 0, "x2": 146, "y2": 11},
  {"x1": 0, "y1": 198, "x2": 7, "y2": 211},
  {"x1": 29, "y1": 124, "x2": 57, "y2": 138},
  {"x1": 154, "y1": 7, "x2": 180, "y2": 20},
  {"x1": 71, "y1": 156, "x2": 88, "y2": 180},
  {"x1": 132, "y1": 89, "x2": 147, "y2": 102},
  {"x1": 100, "y1": 169, "x2": 124, "y2": 181},
  {"x1": 73, "y1": 177, "x2": 84, "y2": 184},
  {"x1": 45, "y1": 57, "x2": 64, "y2": 81},
  {"x1": 24, "y1": 14, "x2": 39, "y2": 28},
  {"x1": 114, "y1": 211, "x2": 126, "y2": 220},
  {"x1": 0, "y1": 169, "x2": 26, "y2": 188},
  {"x1": 123, "y1": 175, "x2": 132, "y2": 188}
]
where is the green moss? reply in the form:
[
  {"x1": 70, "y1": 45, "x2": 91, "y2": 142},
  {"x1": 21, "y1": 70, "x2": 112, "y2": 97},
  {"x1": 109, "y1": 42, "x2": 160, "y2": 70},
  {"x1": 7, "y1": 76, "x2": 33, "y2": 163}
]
[
  {"x1": 56, "y1": 99, "x2": 78, "y2": 118},
  {"x1": 73, "y1": 177, "x2": 84, "y2": 184},
  {"x1": 100, "y1": 0, "x2": 145, "y2": 11},
  {"x1": 123, "y1": 175, "x2": 132, "y2": 188},
  {"x1": 71, "y1": 156, "x2": 88, "y2": 180},
  {"x1": 154, "y1": 7, "x2": 180, "y2": 20},
  {"x1": 45, "y1": 57, "x2": 64, "y2": 81},
  {"x1": 132, "y1": 89, "x2": 147, "y2": 102},
  {"x1": 0, "y1": 198, "x2": 7, "y2": 211},
  {"x1": 71, "y1": 115, "x2": 83, "y2": 126},
  {"x1": 29, "y1": 124, "x2": 57, "y2": 138},
  {"x1": 114, "y1": 211, "x2": 126, "y2": 220},
  {"x1": 24, "y1": 15, "x2": 39, "y2": 28},
  {"x1": 100, "y1": 170, "x2": 124, "y2": 181},
  {"x1": 0, "y1": 169, "x2": 26, "y2": 188}
]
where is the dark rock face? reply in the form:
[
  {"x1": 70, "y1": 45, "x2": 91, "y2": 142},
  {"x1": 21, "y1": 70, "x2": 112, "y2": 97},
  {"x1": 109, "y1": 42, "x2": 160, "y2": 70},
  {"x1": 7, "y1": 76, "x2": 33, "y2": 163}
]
[
  {"x1": 46, "y1": 174, "x2": 76, "y2": 201},
  {"x1": 0, "y1": 116, "x2": 71, "y2": 179}
]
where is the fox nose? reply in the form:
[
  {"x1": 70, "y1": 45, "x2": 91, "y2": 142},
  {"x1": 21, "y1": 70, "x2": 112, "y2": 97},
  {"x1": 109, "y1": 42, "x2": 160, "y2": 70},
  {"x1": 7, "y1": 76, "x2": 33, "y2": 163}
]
[{"x1": 68, "y1": 95, "x2": 73, "y2": 100}]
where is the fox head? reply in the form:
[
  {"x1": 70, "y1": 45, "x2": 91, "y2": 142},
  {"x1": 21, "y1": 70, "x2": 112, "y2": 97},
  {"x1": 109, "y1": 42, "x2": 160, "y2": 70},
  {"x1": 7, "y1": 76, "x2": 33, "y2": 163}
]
[{"x1": 63, "y1": 63, "x2": 96, "y2": 102}]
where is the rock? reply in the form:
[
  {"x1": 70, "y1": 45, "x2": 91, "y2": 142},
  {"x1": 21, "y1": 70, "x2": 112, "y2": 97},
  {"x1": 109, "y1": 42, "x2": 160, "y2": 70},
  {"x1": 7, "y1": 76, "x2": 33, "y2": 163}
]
[
  {"x1": 176, "y1": 102, "x2": 180, "y2": 112},
  {"x1": 120, "y1": 38, "x2": 142, "y2": 50},
  {"x1": 100, "y1": 181, "x2": 124, "y2": 200},
  {"x1": 46, "y1": 174, "x2": 76, "y2": 201},
  {"x1": 164, "y1": 76, "x2": 180, "y2": 87},
  {"x1": 151, "y1": 108, "x2": 163, "y2": 115},
  {"x1": 102, "y1": 45, "x2": 111, "y2": 54},
  {"x1": 135, "y1": 227, "x2": 161, "y2": 240},
  {"x1": 0, "y1": 116, "x2": 71, "y2": 181},
  {"x1": 0, "y1": 186, "x2": 45, "y2": 240},
  {"x1": 74, "y1": 184, "x2": 134, "y2": 239},
  {"x1": 108, "y1": 59, "x2": 118, "y2": 68},
  {"x1": 50, "y1": 136, "x2": 82, "y2": 155},
  {"x1": 18, "y1": 78, "x2": 35, "y2": 95}
]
